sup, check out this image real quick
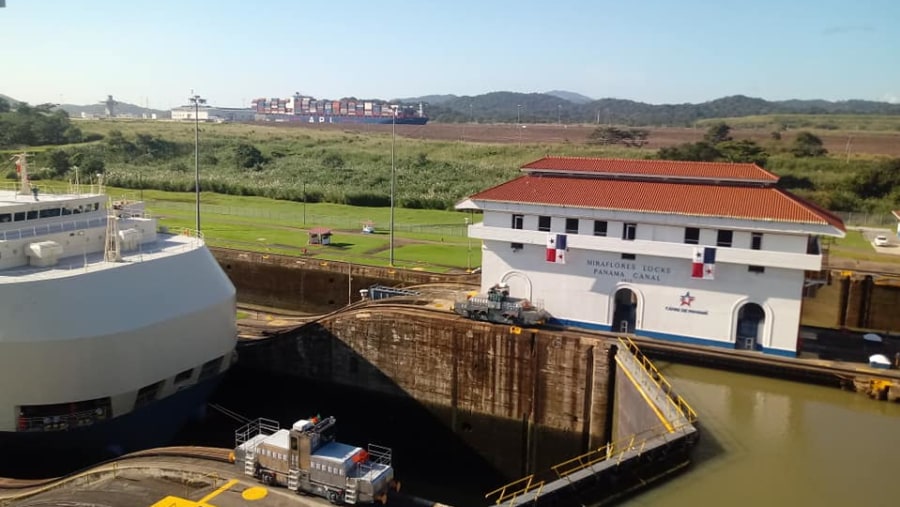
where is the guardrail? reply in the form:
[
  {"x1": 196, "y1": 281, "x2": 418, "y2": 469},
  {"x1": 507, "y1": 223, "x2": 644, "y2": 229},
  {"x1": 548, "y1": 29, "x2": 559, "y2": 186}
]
[{"x1": 617, "y1": 335, "x2": 698, "y2": 424}]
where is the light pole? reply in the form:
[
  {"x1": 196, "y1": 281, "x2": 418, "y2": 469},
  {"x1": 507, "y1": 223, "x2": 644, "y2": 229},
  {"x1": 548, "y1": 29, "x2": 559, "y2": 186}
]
[
  {"x1": 189, "y1": 93, "x2": 206, "y2": 234},
  {"x1": 558, "y1": 104, "x2": 561, "y2": 125},
  {"x1": 390, "y1": 105, "x2": 397, "y2": 267},
  {"x1": 517, "y1": 104, "x2": 523, "y2": 144},
  {"x1": 464, "y1": 216, "x2": 471, "y2": 271}
]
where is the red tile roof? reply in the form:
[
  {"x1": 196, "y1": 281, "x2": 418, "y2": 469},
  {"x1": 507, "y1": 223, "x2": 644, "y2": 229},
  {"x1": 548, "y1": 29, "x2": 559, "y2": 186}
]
[
  {"x1": 469, "y1": 175, "x2": 845, "y2": 231},
  {"x1": 521, "y1": 156, "x2": 779, "y2": 183}
]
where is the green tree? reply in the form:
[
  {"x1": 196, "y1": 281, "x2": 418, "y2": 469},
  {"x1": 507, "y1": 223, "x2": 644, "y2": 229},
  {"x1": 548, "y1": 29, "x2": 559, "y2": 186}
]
[
  {"x1": 47, "y1": 150, "x2": 70, "y2": 177},
  {"x1": 0, "y1": 98, "x2": 10, "y2": 113},
  {"x1": 791, "y1": 131, "x2": 827, "y2": 157},
  {"x1": 234, "y1": 143, "x2": 265, "y2": 170},
  {"x1": 716, "y1": 140, "x2": 769, "y2": 166},
  {"x1": 703, "y1": 122, "x2": 732, "y2": 144},
  {"x1": 848, "y1": 158, "x2": 900, "y2": 198},
  {"x1": 658, "y1": 141, "x2": 721, "y2": 162}
]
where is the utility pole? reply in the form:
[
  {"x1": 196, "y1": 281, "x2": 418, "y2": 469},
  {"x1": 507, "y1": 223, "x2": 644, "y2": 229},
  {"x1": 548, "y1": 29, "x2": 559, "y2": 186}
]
[{"x1": 189, "y1": 93, "x2": 206, "y2": 234}]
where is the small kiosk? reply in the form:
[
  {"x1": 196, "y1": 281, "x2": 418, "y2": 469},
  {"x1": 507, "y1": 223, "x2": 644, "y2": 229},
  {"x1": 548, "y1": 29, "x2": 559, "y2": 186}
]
[{"x1": 308, "y1": 227, "x2": 333, "y2": 245}]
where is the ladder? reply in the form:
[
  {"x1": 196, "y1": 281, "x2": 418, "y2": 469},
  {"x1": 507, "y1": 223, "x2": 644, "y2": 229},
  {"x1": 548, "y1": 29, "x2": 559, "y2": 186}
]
[
  {"x1": 244, "y1": 450, "x2": 256, "y2": 476},
  {"x1": 287, "y1": 469, "x2": 299, "y2": 491},
  {"x1": 344, "y1": 478, "x2": 358, "y2": 504}
]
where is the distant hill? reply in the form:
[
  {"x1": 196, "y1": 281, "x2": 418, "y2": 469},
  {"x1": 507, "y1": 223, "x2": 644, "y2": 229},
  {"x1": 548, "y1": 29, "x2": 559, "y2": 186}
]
[
  {"x1": 421, "y1": 92, "x2": 900, "y2": 126},
  {"x1": 0, "y1": 93, "x2": 168, "y2": 118},
  {"x1": 396, "y1": 94, "x2": 458, "y2": 105},
  {"x1": 545, "y1": 90, "x2": 594, "y2": 104},
  {"x1": 59, "y1": 100, "x2": 169, "y2": 119}
]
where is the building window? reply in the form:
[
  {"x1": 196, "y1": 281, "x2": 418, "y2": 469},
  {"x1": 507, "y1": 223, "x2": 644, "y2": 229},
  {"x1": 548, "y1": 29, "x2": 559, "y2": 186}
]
[
  {"x1": 748, "y1": 265, "x2": 765, "y2": 273},
  {"x1": 622, "y1": 223, "x2": 637, "y2": 241},
  {"x1": 593, "y1": 220, "x2": 607, "y2": 237},
  {"x1": 538, "y1": 216, "x2": 551, "y2": 232},
  {"x1": 511, "y1": 214, "x2": 523, "y2": 230},
  {"x1": 621, "y1": 253, "x2": 636, "y2": 260},
  {"x1": 717, "y1": 230, "x2": 733, "y2": 247},
  {"x1": 684, "y1": 227, "x2": 700, "y2": 245},
  {"x1": 565, "y1": 218, "x2": 579, "y2": 234},
  {"x1": 751, "y1": 233, "x2": 763, "y2": 250}
]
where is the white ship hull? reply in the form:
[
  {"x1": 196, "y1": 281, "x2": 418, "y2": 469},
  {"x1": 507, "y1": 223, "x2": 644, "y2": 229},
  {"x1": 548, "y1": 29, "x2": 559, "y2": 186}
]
[{"x1": 0, "y1": 158, "x2": 238, "y2": 471}]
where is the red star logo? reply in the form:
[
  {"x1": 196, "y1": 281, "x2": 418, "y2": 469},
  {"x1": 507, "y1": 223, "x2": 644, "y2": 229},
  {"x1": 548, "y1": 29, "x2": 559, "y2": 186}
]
[{"x1": 680, "y1": 292, "x2": 695, "y2": 307}]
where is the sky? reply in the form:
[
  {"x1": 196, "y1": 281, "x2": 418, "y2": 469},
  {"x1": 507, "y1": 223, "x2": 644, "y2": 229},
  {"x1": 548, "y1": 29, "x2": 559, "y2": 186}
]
[{"x1": 1, "y1": 0, "x2": 899, "y2": 109}]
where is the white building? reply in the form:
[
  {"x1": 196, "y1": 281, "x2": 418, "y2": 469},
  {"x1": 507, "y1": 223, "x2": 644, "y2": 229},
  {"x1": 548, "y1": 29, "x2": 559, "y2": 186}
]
[
  {"x1": 457, "y1": 157, "x2": 846, "y2": 357},
  {"x1": 170, "y1": 105, "x2": 255, "y2": 122}
]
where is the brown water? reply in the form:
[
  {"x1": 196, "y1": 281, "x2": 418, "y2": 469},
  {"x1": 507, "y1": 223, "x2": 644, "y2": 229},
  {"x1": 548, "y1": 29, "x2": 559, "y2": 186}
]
[{"x1": 623, "y1": 363, "x2": 900, "y2": 507}]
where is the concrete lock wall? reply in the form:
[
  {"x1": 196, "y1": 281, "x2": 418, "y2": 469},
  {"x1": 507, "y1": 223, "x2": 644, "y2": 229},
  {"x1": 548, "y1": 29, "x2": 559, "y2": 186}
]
[
  {"x1": 210, "y1": 247, "x2": 479, "y2": 313},
  {"x1": 239, "y1": 309, "x2": 616, "y2": 478}
]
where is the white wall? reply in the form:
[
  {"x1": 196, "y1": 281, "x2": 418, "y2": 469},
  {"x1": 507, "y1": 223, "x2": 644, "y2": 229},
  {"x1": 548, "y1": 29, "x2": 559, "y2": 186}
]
[{"x1": 481, "y1": 237, "x2": 805, "y2": 355}]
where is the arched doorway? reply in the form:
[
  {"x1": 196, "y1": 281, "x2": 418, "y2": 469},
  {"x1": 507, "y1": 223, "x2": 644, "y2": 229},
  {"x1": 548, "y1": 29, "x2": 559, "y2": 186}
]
[
  {"x1": 612, "y1": 288, "x2": 637, "y2": 334},
  {"x1": 736, "y1": 303, "x2": 765, "y2": 350}
]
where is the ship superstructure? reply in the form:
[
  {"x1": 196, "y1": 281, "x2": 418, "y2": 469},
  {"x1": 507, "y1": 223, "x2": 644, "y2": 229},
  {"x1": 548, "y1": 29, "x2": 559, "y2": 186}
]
[{"x1": 0, "y1": 154, "x2": 237, "y2": 465}]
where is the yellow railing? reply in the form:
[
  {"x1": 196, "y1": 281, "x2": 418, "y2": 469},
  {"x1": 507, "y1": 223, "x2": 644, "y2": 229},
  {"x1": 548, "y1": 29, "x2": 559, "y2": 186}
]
[
  {"x1": 484, "y1": 474, "x2": 545, "y2": 506},
  {"x1": 618, "y1": 336, "x2": 697, "y2": 423}
]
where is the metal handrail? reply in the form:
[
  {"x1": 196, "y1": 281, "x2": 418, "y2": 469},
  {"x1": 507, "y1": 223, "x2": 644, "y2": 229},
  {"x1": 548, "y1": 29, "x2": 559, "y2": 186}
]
[
  {"x1": 618, "y1": 336, "x2": 698, "y2": 422},
  {"x1": 484, "y1": 474, "x2": 545, "y2": 506}
]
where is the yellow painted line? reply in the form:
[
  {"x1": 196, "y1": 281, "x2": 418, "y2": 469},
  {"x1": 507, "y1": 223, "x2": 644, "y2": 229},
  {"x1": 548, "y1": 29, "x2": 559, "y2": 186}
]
[
  {"x1": 198, "y1": 478, "x2": 238, "y2": 505},
  {"x1": 615, "y1": 356, "x2": 674, "y2": 433}
]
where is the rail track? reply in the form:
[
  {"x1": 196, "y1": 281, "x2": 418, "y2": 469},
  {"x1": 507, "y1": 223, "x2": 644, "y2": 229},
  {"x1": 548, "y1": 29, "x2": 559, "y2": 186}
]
[{"x1": 0, "y1": 446, "x2": 232, "y2": 491}]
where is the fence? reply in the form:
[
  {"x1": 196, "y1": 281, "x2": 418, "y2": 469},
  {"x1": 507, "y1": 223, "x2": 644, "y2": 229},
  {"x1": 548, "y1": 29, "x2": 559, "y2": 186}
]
[
  {"x1": 146, "y1": 200, "x2": 469, "y2": 237},
  {"x1": 833, "y1": 211, "x2": 897, "y2": 228}
]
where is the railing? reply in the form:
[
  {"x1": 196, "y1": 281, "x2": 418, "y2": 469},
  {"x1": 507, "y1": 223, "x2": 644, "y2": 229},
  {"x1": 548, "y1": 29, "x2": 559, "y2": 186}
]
[
  {"x1": 484, "y1": 475, "x2": 545, "y2": 506},
  {"x1": 617, "y1": 336, "x2": 698, "y2": 424},
  {"x1": 18, "y1": 407, "x2": 110, "y2": 432},
  {"x1": 235, "y1": 417, "x2": 280, "y2": 446},
  {"x1": 0, "y1": 216, "x2": 107, "y2": 241}
]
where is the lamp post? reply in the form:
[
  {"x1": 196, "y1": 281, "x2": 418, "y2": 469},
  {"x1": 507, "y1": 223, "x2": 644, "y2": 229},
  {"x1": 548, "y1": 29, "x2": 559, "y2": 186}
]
[
  {"x1": 189, "y1": 93, "x2": 206, "y2": 234},
  {"x1": 464, "y1": 216, "x2": 471, "y2": 271},
  {"x1": 517, "y1": 104, "x2": 523, "y2": 144},
  {"x1": 558, "y1": 104, "x2": 561, "y2": 125},
  {"x1": 390, "y1": 105, "x2": 397, "y2": 267}
]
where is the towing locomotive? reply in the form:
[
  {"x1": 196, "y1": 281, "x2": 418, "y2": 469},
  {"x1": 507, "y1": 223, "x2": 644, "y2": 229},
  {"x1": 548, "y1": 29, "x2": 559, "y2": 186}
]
[{"x1": 233, "y1": 415, "x2": 399, "y2": 504}]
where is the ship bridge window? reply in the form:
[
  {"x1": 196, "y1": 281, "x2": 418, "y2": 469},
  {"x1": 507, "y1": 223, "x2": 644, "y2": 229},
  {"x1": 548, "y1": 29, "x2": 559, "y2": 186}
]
[
  {"x1": 26, "y1": 210, "x2": 37, "y2": 220},
  {"x1": 62, "y1": 207, "x2": 72, "y2": 216},
  {"x1": 14, "y1": 212, "x2": 25, "y2": 221},
  {"x1": 39, "y1": 208, "x2": 61, "y2": 218},
  {"x1": 174, "y1": 368, "x2": 194, "y2": 384},
  {"x1": 0, "y1": 213, "x2": 10, "y2": 223}
]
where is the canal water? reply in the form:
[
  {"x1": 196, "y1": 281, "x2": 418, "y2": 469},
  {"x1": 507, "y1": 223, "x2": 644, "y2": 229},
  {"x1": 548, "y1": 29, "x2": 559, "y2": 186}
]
[{"x1": 621, "y1": 362, "x2": 900, "y2": 507}]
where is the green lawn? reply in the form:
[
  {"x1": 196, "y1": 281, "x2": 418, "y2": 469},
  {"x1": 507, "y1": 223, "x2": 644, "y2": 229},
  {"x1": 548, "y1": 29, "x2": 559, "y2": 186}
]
[{"x1": 124, "y1": 186, "x2": 481, "y2": 272}]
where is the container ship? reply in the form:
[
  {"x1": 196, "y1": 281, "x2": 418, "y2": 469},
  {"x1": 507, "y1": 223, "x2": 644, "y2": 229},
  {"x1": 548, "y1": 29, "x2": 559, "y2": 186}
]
[
  {"x1": 251, "y1": 92, "x2": 428, "y2": 125},
  {"x1": 0, "y1": 154, "x2": 238, "y2": 474}
]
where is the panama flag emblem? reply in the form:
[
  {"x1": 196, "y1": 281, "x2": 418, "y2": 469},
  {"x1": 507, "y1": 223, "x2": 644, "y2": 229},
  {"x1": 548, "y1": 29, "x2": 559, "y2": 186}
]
[
  {"x1": 546, "y1": 233, "x2": 567, "y2": 264},
  {"x1": 691, "y1": 247, "x2": 716, "y2": 280}
]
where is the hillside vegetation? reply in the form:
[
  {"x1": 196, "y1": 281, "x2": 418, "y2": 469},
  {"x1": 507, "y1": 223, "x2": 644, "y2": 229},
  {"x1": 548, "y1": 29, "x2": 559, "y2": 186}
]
[
  {"x1": 3, "y1": 118, "x2": 899, "y2": 215},
  {"x1": 420, "y1": 93, "x2": 900, "y2": 127}
]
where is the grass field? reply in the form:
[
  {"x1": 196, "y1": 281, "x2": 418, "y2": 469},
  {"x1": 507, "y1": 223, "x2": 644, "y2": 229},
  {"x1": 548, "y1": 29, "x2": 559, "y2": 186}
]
[
  {"x1": 109, "y1": 186, "x2": 482, "y2": 272},
  {"x1": 696, "y1": 114, "x2": 900, "y2": 133}
]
